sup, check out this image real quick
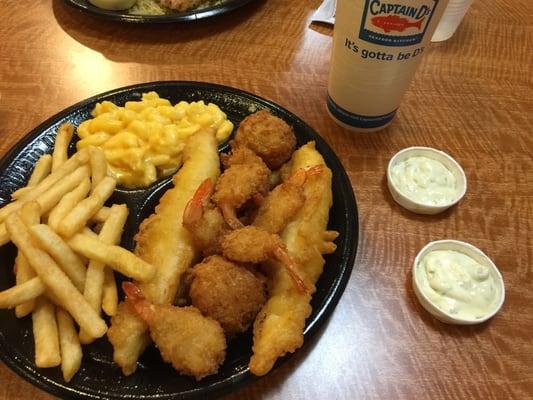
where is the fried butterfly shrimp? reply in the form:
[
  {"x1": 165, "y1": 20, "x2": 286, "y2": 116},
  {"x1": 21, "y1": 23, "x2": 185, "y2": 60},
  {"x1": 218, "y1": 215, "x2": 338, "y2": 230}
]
[
  {"x1": 123, "y1": 282, "x2": 226, "y2": 381},
  {"x1": 182, "y1": 179, "x2": 229, "y2": 257},
  {"x1": 190, "y1": 256, "x2": 266, "y2": 336},
  {"x1": 212, "y1": 147, "x2": 270, "y2": 229},
  {"x1": 221, "y1": 226, "x2": 308, "y2": 293},
  {"x1": 253, "y1": 165, "x2": 324, "y2": 234},
  {"x1": 233, "y1": 110, "x2": 297, "y2": 170}
]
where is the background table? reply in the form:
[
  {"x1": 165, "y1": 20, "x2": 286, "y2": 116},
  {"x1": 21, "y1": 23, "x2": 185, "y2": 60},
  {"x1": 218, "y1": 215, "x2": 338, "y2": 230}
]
[{"x1": 0, "y1": 0, "x2": 532, "y2": 399}]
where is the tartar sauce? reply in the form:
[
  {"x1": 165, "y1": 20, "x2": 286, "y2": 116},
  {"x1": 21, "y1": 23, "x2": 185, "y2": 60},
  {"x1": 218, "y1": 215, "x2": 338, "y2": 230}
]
[
  {"x1": 417, "y1": 250, "x2": 500, "y2": 320},
  {"x1": 391, "y1": 156, "x2": 457, "y2": 205}
]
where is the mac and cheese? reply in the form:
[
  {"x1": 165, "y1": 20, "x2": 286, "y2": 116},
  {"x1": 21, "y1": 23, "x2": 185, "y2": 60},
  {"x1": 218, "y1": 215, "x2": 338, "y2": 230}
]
[{"x1": 76, "y1": 92, "x2": 233, "y2": 188}]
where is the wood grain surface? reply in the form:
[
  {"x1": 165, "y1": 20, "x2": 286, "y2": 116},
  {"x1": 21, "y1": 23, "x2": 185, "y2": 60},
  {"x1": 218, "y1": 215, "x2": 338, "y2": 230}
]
[{"x1": 0, "y1": 0, "x2": 532, "y2": 399}]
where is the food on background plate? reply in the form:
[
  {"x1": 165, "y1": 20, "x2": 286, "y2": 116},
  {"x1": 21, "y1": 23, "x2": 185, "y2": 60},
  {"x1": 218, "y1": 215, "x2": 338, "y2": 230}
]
[
  {"x1": 76, "y1": 92, "x2": 232, "y2": 188},
  {"x1": 88, "y1": 0, "x2": 222, "y2": 14},
  {"x1": 159, "y1": 0, "x2": 208, "y2": 12},
  {"x1": 88, "y1": 0, "x2": 137, "y2": 10},
  {"x1": 108, "y1": 127, "x2": 220, "y2": 376}
]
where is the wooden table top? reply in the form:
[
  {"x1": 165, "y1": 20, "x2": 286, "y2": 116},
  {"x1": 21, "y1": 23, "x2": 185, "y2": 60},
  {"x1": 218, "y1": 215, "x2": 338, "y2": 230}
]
[{"x1": 0, "y1": 0, "x2": 532, "y2": 399}]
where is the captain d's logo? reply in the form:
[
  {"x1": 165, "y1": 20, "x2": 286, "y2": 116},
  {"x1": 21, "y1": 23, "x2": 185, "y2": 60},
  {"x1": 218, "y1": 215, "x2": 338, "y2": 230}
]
[
  {"x1": 358, "y1": 0, "x2": 439, "y2": 47},
  {"x1": 372, "y1": 15, "x2": 425, "y2": 33}
]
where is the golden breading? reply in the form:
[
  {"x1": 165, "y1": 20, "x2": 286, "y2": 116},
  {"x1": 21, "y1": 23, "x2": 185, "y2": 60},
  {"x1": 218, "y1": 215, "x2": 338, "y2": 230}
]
[
  {"x1": 190, "y1": 256, "x2": 266, "y2": 336},
  {"x1": 233, "y1": 110, "x2": 297, "y2": 170},
  {"x1": 248, "y1": 141, "x2": 338, "y2": 376},
  {"x1": 213, "y1": 147, "x2": 270, "y2": 209},
  {"x1": 212, "y1": 147, "x2": 270, "y2": 229},
  {"x1": 252, "y1": 169, "x2": 308, "y2": 234},
  {"x1": 108, "y1": 128, "x2": 220, "y2": 376},
  {"x1": 147, "y1": 305, "x2": 226, "y2": 381},
  {"x1": 123, "y1": 282, "x2": 226, "y2": 381},
  {"x1": 221, "y1": 227, "x2": 308, "y2": 294},
  {"x1": 107, "y1": 302, "x2": 151, "y2": 374}
]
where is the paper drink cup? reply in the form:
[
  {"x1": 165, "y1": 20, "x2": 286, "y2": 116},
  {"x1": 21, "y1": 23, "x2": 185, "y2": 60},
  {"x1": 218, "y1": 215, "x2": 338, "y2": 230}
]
[{"x1": 327, "y1": 0, "x2": 450, "y2": 131}]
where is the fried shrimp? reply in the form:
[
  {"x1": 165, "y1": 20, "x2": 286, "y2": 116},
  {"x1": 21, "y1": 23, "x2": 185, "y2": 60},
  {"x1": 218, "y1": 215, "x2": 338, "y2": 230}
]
[
  {"x1": 221, "y1": 226, "x2": 308, "y2": 293},
  {"x1": 233, "y1": 110, "x2": 297, "y2": 170},
  {"x1": 190, "y1": 256, "x2": 266, "y2": 336},
  {"x1": 253, "y1": 166, "x2": 324, "y2": 234},
  {"x1": 123, "y1": 282, "x2": 226, "y2": 381},
  {"x1": 212, "y1": 147, "x2": 270, "y2": 229},
  {"x1": 183, "y1": 179, "x2": 229, "y2": 256}
]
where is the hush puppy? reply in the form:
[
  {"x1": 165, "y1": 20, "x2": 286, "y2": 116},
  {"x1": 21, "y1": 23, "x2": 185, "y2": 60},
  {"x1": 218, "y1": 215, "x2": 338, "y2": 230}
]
[
  {"x1": 190, "y1": 256, "x2": 266, "y2": 336},
  {"x1": 234, "y1": 110, "x2": 297, "y2": 170}
]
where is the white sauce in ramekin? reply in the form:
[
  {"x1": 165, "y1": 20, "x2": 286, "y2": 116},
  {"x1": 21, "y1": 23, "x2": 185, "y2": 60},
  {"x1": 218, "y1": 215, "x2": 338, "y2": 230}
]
[
  {"x1": 417, "y1": 250, "x2": 501, "y2": 320},
  {"x1": 390, "y1": 156, "x2": 458, "y2": 206}
]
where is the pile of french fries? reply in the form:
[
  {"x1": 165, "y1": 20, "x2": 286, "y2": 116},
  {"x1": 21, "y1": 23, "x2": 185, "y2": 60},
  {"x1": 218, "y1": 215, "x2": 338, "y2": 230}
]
[{"x1": 0, "y1": 123, "x2": 156, "y2": 382}]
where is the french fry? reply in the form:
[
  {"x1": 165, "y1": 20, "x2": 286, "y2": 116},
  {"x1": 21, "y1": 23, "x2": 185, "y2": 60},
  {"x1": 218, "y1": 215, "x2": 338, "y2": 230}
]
[
  {"x1": 82, "y1": 227, "x2": 98, "y2": 238},
  {"x1": 0, "y1": 277, "x2": 45, "y2": 309},
  {"x1": 56, "y1": 308, "x2": 82, "y2": 382},
  {"x1": 11, "y1": 154, "x2": 53, "y2": 200},
  {"x1": 32, "y1": 297, "x2": 61, "y2": 368},
  {"x1": 15, "y1": 201, "x2": 41, "y2": 317},
  {"x1": 5, "y1": 212, "x2": 107, "y2": 339},
  {"x1": 0, "y1": 160, "x2": 90, "y2": 246},
  {"x1": 14, "y1": 263, "x2": 41, "y2": 316},
  {"x1": 10, "y1": 186, "x2": 31, "y2": 200},
  {"x1": 57, "y1": 176, "x2": 116, "y2": 238},
  {"x1": 79, "y1": 204, "x2": 128, "y2": 344},
  {"x1": 52, "y1": 123, "x2": 74, "y2": 172},
  {"x1": 89, "y1": 147, "x2": 107, "y2": 193},
  {"x1": 91, "y1": 206, "x2": 111, "y2": 223},
  {"x1": 68, "y1": 233, "x2": 155, "y2": 282},
  {"x1": 37, "y1": 165, "x2": 91, "y2": 216},
  {"x1": 102, "y1": 267, "x2": 118, "y2": 317},
  {"x1": 48, "y1": 178, "x2": 91, "y2": 233},
  {"x1": 28, "y1": 154, "x2": 53, "y2": 186},
  {"x1": 0, "y1": 164, "x2": 91, "y2": 244},
  {"x1": 30, "y1": 224, "x2": 87, "y2": 292},
  {"x1": 0, "y1": 148, "x2": 89, "y2": 222}
]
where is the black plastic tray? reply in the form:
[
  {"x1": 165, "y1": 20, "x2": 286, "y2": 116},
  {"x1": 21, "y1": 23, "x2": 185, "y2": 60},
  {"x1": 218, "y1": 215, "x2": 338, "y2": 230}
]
[{"x1": 0, "y1": 81, "x2": 358, "y2": 399}]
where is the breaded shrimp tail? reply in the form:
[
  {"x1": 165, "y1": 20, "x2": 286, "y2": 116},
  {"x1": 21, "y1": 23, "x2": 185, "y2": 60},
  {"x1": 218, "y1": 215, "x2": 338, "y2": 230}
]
[
  {"x1": 248, "y1": 141, "x2": 337, "y2": 376},
  {"x1": 108, "y1": 128, "x2": 220, "y2": 376}
]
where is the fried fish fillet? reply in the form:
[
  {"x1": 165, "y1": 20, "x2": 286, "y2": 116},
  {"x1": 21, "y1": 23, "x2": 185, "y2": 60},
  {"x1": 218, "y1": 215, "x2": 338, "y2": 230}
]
[
  {"x1": 108, "y1": 128, "x2": 220, "y2": 376},
  {"x1": 248, "y1": 141, "x2": 338, "y2": 376}
]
